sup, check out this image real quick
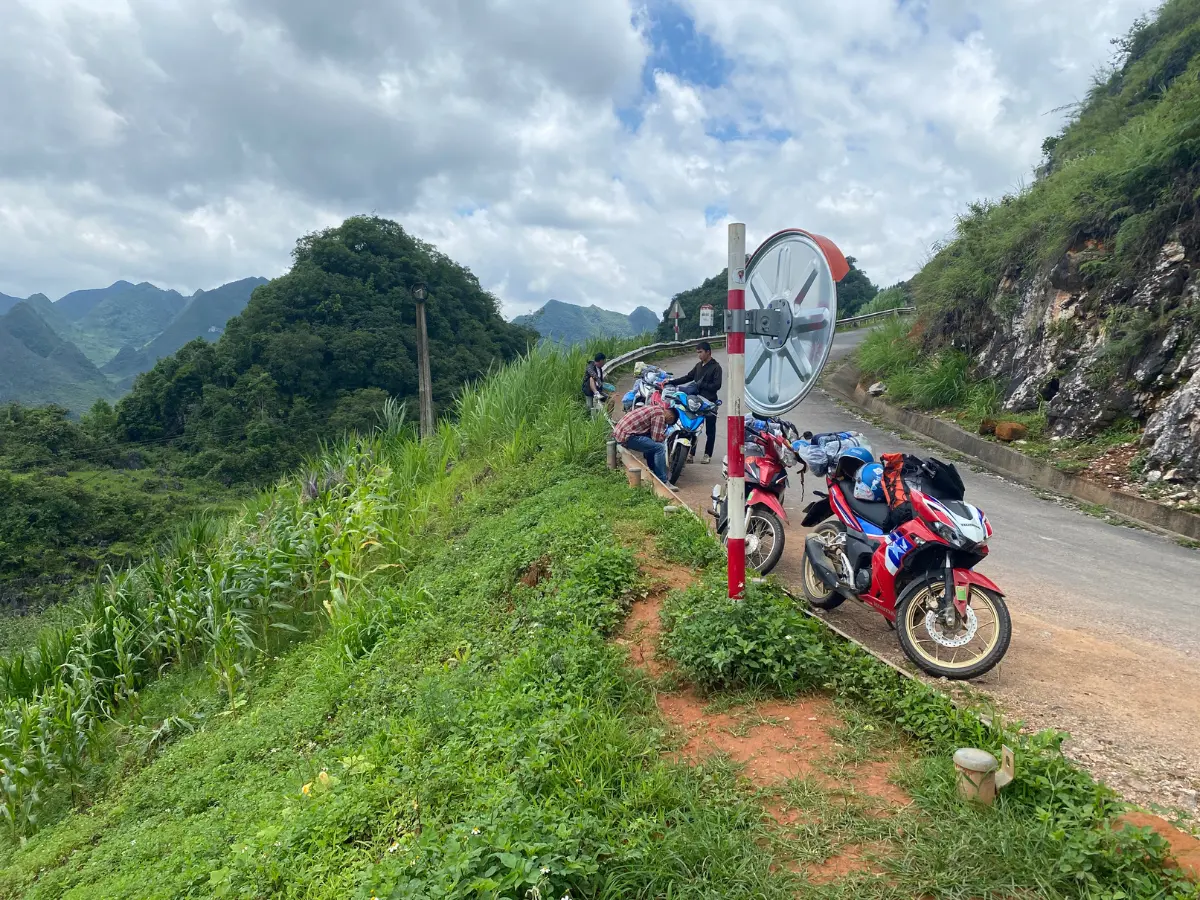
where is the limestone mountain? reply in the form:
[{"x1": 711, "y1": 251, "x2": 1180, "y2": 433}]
[
  {"x1": 52, "y1": 281, "x2": 188, "y2": 365},
  {"x1": 512, "y1": 299, "x2": 659, "y2": 345},
  {"x1": 102, "y1": 277, "x2": 268, "y2": 381},
  {"x1": 0, "y1": 301, "x2": 116, "y2": 412},
  {"x1": 114, "y1": 216, "x2": 536, "y2": 483}
]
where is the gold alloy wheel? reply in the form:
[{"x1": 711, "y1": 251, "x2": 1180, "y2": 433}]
[{"x1": 902, "y1": 581, "x2": 1003, "y2": 672}]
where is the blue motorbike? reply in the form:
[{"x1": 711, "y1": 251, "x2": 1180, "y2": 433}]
[{"x1": 662, "y1": 388, "x2": 721, "y2": 485}]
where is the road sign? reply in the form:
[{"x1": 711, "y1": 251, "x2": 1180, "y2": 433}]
[
  {"x1": 740, "y1": 230, "x2": 844, "y2": 416},
  {"x1": 699, "y1": 304, "x2": 714, "y2": 328},
  {"x1": 668, "y1": 300, "x2": 684, "y2": 319}
]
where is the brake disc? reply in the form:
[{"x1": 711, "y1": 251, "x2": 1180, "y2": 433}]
[{"x1": 923, "y1": 606, "x2": 979, "y2": 648}]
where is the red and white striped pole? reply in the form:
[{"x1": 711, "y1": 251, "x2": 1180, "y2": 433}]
[{"x1": 726, "y1": 223, "x2": 747, "y2": 600}]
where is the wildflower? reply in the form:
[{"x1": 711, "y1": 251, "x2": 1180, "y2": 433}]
[
  {"x1": 471, "y1": 827, "x2": 481, "y2": 836},
  {"x1": 541, "y1": 866, "x2": 551, "y2": 875},
  {"x1": 388, "y1": 842, "x2": 399, "y2": 853},
  {"x1": 301, "y1": 782, "x2": 312, "y2": 795}
]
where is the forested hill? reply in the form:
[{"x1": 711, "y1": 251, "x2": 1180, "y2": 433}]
[
  {"x1": 114, "y1": 216, "x2": 537, "y2": 483},
  {"x1": 513, "y1": 299, "x2": 660, "y2": 344}
]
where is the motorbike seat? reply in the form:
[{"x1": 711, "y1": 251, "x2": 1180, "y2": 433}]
[{"x1": 837, "y1": 479, "x2": 892, "y2": 530}]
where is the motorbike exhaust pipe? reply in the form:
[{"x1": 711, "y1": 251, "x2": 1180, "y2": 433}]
[{"x1": 803, "y1": 538, "x2": 841, "y2": 592}]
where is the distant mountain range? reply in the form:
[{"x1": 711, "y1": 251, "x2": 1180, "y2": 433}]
[
  {"x1": 0, "y1": 301, "x2": 117, "y2": 413},
  {"x1": 0, "y1": 277, "x2": 267, "y2": 411},
  {"x1": 512, "y1": 299, "x2": 660, "y2": 345}
]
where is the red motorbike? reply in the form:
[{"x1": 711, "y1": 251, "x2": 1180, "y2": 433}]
[
  {"x1": 799, "y1": 454, "x2": 1012, "y2": 679},
  {"x1": 709, "y1": 417, "x2": 803, "y2": 576}
]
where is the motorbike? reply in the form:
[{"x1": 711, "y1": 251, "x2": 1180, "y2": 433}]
[
  {"x1": 799, "y1": 454, "x2": 1012, "y2": 680},
  {"x1": 708, "y1": 416, "x2": 803, "y2": 575},
  {"x1": 662, "y1": 388, "x2": 721, "y2": 485},
  {"x1": 623, "y1": 365, "x2": 672, "y2": 412}
]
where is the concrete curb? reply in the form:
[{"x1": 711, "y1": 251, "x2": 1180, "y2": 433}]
[{"x1": 825, "y1": 364, "x2": 1200, "y2": 543}]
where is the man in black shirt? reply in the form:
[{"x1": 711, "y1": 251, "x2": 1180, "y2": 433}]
[
  {"x1": 582, "y1": 352, "x2": 607, "y2": 405},
  {"x1": 667, "y1": 342, "x2": 722, "y2": 463}
]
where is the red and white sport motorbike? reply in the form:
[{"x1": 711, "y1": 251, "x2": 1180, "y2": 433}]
[{"x1": 800, "y1": 454, "x2": 1011, "y2": 680}]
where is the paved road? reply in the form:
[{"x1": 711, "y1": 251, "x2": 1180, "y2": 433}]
[{"x1": 619, "y1": 330, "x2": 1200, "y2": 809}]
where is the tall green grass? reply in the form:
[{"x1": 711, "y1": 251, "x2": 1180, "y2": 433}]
[
  {"x1": 855, "y1": 284, "x2": 912, "y2": 317},
  {"x1": 855, "y1": 321, "x2": 1050, "y2": 439},
  {"x1": 0, "y1": 340, "x2": 624, "y2": 838}
]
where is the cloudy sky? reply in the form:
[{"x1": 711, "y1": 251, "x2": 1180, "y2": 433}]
[{"x1": 2, "y1": 0, "x2": 1154, "y2": 317}]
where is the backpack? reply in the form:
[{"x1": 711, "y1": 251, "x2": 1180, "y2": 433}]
[
  {"x1": 880, "y1": 453, "x2": 913, "y2": 524},
  {"x1": 881, "y1": 453, "x2": 967, "y2": 526}
]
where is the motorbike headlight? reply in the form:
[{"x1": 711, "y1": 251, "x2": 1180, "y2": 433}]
[{"x1": 930, "y1": 520, "x2": 971, "y2": 549}]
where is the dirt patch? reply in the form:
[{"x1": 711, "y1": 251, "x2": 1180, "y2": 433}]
[
  {"x1": 614, "y1": 554, "x2": 695, "y2": 676},
  {"x1": 519, "y1": 556, "x2": 551, "y2": 588},
  {"x1": 806, "y1": 841, "x2": 890, "y2": 884},
  {"x1": 1118, "y1": 812, "x2": 1200, "y2": 881},
  {"x1": 659, "y1": 690, "x2": 839, "y2": 785},
  {"x1": 617, "y1": 552, "x2": 908, "y2": 885},
  {"x1": 1080, "y1": 442, "x2": 1140, "y2": 492}
]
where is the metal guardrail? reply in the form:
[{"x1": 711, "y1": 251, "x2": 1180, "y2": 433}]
[
  {"x1": 838, "y1": 306, "x2": 916, "y2": 327},
  {"x1": 604, "y1": 335, "x2": 726, "y2": 373},
  {"x1": 604, "y1": 307, "x2": 915, "y2": 373}
]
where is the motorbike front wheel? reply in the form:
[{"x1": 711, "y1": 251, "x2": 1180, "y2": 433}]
[
  {"x1": 894, "y1": 575, "x2": 1012, "y2": 680},
  {"x1": 668, "y1": 442, "x2": 688, "y2": 485},
  {"x1": 744, "y1": 506, "x2": 785, "y2": 575}
]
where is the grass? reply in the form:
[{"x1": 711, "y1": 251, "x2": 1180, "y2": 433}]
[
  {"x1": 1, "y1": 338, "x2": 1196, "y2": 897},
  {"x1": 0, "y1": 465, "x2": 800, "y2": 900},
  {"x1": 0, "y1": 340, "x2": 622, "y2": 840},
  {"x1": 656, "y1": 578, "x2": 1200, "y2": 898}
]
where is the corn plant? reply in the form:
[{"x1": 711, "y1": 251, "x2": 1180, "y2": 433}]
[{"x1": 0, "y1": 339, "x2": 634, "y2": 838}]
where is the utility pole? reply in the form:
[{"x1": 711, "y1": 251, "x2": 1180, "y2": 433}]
[{"x1": 412, "y1": 283, "x2": 435, "y2": 440}]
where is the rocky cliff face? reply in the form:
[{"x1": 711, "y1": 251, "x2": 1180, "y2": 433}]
[{"x1": 974, "y1": 237, "x2": 1200, "y2": 478}]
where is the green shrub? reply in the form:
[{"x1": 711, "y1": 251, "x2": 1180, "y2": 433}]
[
  {"x1": 660, "y1": 581, "x2": 831, "y2": 692},
  {"x1": 909, "y1": 351, "x2": 971, "y2": 408},
  {"x1": 655, "y1": 510, "x2": 725, "y2": 569}
]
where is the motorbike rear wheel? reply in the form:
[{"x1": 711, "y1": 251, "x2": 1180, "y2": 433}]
[
  {"x1": 745, "y1": 506, "x2": 785, "y2": 575},
  {"x1": 800, "y1": 521, "x2": 846, "y2": 609},
  {"x1": 895, "y1": 575, "x2": 1011, "y2": 680}
]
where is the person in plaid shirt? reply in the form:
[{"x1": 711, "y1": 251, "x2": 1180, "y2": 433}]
[{"x1": 614, "y1": 403, "x2": 679, "y2": 488}]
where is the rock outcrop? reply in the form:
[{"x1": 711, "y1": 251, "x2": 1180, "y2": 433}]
[{"x1": 972, "y1": 238, "x2": 1200, "y2": 478}]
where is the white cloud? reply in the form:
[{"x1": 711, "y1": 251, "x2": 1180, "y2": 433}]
[{"x1": 0, "y1": 0, "x2": 1156, "y2": 318}]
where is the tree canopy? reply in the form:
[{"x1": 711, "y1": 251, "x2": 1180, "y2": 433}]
[{"x1": 116, "y1": 216, "x2": 536, "y2": 482}]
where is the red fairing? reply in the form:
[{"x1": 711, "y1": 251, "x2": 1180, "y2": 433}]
[
  {"x1": 953, "y1": 569, "x2": 1003, "y2": 596},
  {"x1": 748, "y1": 488, "x2": 788, "y2": 525}
]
